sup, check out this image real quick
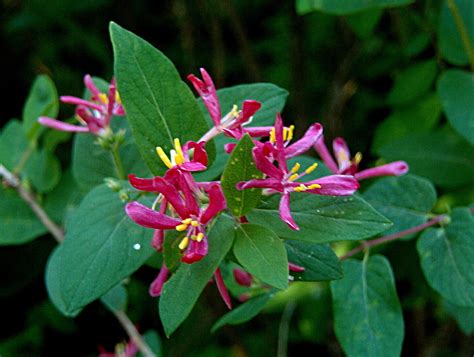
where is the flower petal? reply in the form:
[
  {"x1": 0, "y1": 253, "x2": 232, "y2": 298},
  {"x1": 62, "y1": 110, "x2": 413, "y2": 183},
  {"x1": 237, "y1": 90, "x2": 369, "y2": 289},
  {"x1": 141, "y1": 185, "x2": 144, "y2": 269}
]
[
  {"x1": 233, "y1": 268, "x2": 253, "y2": 287},
  {"x1": 149, "y1": 264, "x2": 169, "y2": 297},
  {"x1": 38, "y1": 117, "x2": 89, "y2": 132},
  {"x1": 200, "y1": 184, "x2": 226, "y2": 224},
  {"x1": 182, "y1": 238, "x2": 208, "y2": 264},
  {"x1": 232, "y1": 100, "x2": 262, "y2": 126},
  {"x1": 252, "y1": 146, "x2": 284, "y2": 180},
  {"x1": 83, "y1": 74, "x2": 102, "y2": 99},
  {"x1": 355, "y1": 161, "x2": 409, "y2": 181},
  {"x1": 285, "y1": 123, "x2": 322, "y2": 158},
  {"x1": 244, "y1": 126, "x2": 273, "y2": 137},
  {"x1": 279, "y1": 192, "x2": 299, "y2": 230},
  {"x1": 236, "y1": 178, "x2": 283, "y2": 191},
  {"x1": 180, "y1": 162, "x2": 207, "y2": 171},
  {"x1": 185, "y1": 141, "x2": 208, "y2": 167},
  {"x1": 60, "y1": 96, "x2": 103, "y2": 112},
  {"x1": 125, "y1": 201, "x2": 181, "y2": 229},
  {"x1": 332, "y1": 137, "x2": 352, "y2": 172},
  {"x1": 215, "y1": 268, "x2": 232, "y2": 309},
  {"x1": 305, "y1": 174, "x2": 359, "y2": 196},
  {"x1": 313, "y1": 135, "x2": 339, "y2": 173},
  {"x1": 187, "y1": 68, "x2": 221, "y2": 126}
]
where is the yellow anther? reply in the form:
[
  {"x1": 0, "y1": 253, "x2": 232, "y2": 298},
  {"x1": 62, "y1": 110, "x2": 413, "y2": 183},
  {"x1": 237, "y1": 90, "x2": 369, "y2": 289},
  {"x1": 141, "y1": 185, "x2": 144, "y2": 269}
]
[
  {"x1": 191, "y1": 220, "x2": 199, "y2": 227},
  {"x1": 354, "y1": 152, "x2": 363, "y2": 165},
  {"x1": 196, "y1": 232, "x2": 204, "y2": 242},
  {"x1": 182, "y1": 218, "x2": 192, "y2": 224},
  {"x1": 191, "y1": 235, "x2": 197, "y2": 241},
  {"x1": 305, "y1": 163, "x2": 318, "y2": 174},
  {"x1": 308, "y1": 183, "x2": 322, "y2": 189},
  {"x1": 288, "y1": 173, "x2": 299, "y2": 181},
  {"x1": 98, "y1": 93, "x2": 109, "y2": 104},
  {"x1": 174, "y1": 138, "x2": 185, "y2": 165},
  {"x1": 294, "y1": 184, "x2": 308, "y2": 192},
  {"x1": 75, "y1": 114, "x2": 87, "y2": 125},
  {"x1": 179, "y1": 237, "x2": 190, "y2": 250},
  {"x1": 290, "y1": 162, "x2": 301, "y2": 174},
  {"x1": 175, "y1": 223, "x2": 189, "y2": 232},
  {"x1": 283, "y1": 128, "x2": 288, "y2": 141},
  {"x1": 287, "y1": 125, "x2": 295, "y2": 141},
  {"x1": 115, "y1": 91, "x2": 122, "y2": 105},
  {"x1": 156, "y1": 146, "x2": 173, "y2": 168},
  {"x1": 269, "y1": 128, "x2": 276, "y2": 143},
  {"x1": 230, "y1": 104, "x2": 240, "y2": 118}
]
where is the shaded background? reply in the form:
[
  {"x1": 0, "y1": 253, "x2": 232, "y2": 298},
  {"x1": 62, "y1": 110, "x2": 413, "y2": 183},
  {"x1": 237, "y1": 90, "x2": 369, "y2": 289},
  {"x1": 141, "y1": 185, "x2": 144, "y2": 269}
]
[{"x1": 1, "y1": 0, "x2": 473, "y2": 355}]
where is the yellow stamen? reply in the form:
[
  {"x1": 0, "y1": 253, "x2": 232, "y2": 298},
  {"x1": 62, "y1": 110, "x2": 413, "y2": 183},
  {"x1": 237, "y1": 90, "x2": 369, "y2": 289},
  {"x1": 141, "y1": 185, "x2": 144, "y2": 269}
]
[
  {"x1": 174, "y1": 138, "x2": 185, "y2": 165},
  {"x1": 115, "y1": 91, "x2": 122, "y2": 105},
  {"x1": 196, "y1": 232, "x2": 204, "y2": 242},
  {"x1": 98, "y1": 93, "x2": 109, "y2": 105},
  {"x1": 182, "y1": 218, "x2": 192, "y2": 224},
  {"x1": 156, "y1": 146, "x2": 173, "y2": 168},
  {"x1": 175, "y1": 223, "x2": 188, "y2": 232},
  {"x1": 269, "y1": 128, "x2": 276, "y2": 143},
  {"x1": 290, "y1": 162, "x2": 301, "y2": 174},
  {"x1": 179, "y1": 237, "x2": 190, "y2": 250},
  {"x1": 308, "y1": 183, "x2": 322, "y2": 189},
  {"x1": 191, "y1": 235, "x2": 197, "y2": 241},
  {"x1": 354, "y1": 152, "x2": 363, "y2": 165},
  {"x1": 283, "y1": 128, "x2": 288, "y2": 141},
  {"x1": 293, "y1": 184, "x2": 308, "y2": 192},
  {"x1": 288, "y1": 173, "x2": 299, "y2": 181},
  {"x1": 191, "y1": 220, "x2": 199, "y2": 227},
  {"x1": 287, "y1": 125, "x2": 295, "y2": 141},
  {"x1": 230, "y1": 104, "x2": 240, "y2": 118},
  {"x1": 305, "y1": 163, "x2": 318, "y2": 174}
]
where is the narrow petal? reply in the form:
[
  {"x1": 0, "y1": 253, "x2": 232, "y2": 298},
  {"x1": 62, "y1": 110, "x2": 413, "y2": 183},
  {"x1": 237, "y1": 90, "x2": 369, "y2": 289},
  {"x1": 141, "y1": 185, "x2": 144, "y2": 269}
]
[
  {"x1": 185, "y1": 141, "x2": 208, "y2": 167},
  {"x1": 38, "y1": 117, "x2": 89, "y2": 132},
  {"x1": 279, "y1": 192, "x2": 299, "y2": 230},
  {"x1": 200, "y1": 184, "x2": 226, "y2": 224},
  {"x1": 182, "y1": 238, "x2": 208, "y2": 264},
  {"x1": 224, "y1": 142, "x2": 237, "y2": 153},
  {"x1": 60, "y1": 96, "x2": 103, "y2": 112},
  {"x1": 304, "y1": 175, "x2": 359, "y2": 196},
  {"x1": 236, "y1": 178, "x2": 283, "y2": 191},
  {"x1": 125, "y1": 202, "x2": 181, "y2": 229},
  {"x1": 244, "y1": 126, "x2": 273, "y2": 137},
  {"x1": 215, "y1": 268, "x2": 232, "y2": 309},
  {"x1": 83, "y1": 74, "x2": 101, "y2": 99},
  {"x1": 149, "y1": 264, "x2": 169, "y2": 297},
  {"x1": 355, "y1": 161, "x2": 409, "y2": 180},
  {"x1": 332, "y1": 137, "x2": 352, "y2": 172},
  {"x1": 232, "y1": 100, "x2": 262, "y2": 126},
  {"x1": 274, "y1": 113, "x2": 285, "y2": 150},
  {"x1": 187, "y1": 68, "x2": 221, "y2": 126},
  {"x1": 288, "y1": 262, "x2": 305, "y2": 272},
  {"x1": 313, "y1": 135, "x2": 339, "y2": 173},
  {"x1": 253, "y1": 146, "x2": 284, "y2": 180},
  {"x1": 180, "y1": 162, "x2": 207, "y2": 171},
  {"x1": 233, "y1": 268, "x2": 252, "y2": 287},
  {"x1": 152, "y1": 229, "x2": 164, "y2": 251},
  {"x1": 177, "y1": 173, "x2": 200, "y2": 216},
  {"x1": 285, "y1": 123, "x2": 323, "y2": 158}
]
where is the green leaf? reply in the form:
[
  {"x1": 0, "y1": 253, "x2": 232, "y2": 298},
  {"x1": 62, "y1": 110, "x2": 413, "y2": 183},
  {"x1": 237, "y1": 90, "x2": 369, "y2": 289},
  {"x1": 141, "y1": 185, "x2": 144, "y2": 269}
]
[
  {"x1": 378, "y1": 131, "x2": 474, "y2": 188},
  {"x1": 346, "y1": 9, "x2": 382, "y2": 39},
  {"x1": 24, "y1": 149, "x2": 61, "y2": 193},
  {"x1": 331, "y1": 255, "x2": 404, "y2": 357},
  {"x1": 162, "y1": 231, "x2": 182, "y2": 272},
  {"x1": 387, "y1": 60, "x2": 438, "y2": 106},
  {"x1": 221, "y1": 134, "x2": 262, "y2": 217},
  {"x1": 364, "y1": 175, "x2": 437, "y2": 238},
  {"x1": 372, "y1": 93, "x2": 442, "y2": 153},
  {"x1": 195, "y1": 83, "x2": 288, "y2": 181},
  {"x1": 285, "y1": 241, "x2": 342, "y2": 281},
  {"x1": 296, "y1": 0, "x2": 412, "y2": 15},
  {"x1": 141, "y1": 330, "x2": 162, "y2": 357},
  {"x1": 443, "y1": 300, "x2": 474, "y2": 335},
  {"x1": 22, "y1": 75, "x2": 59, "y2": 142},
  {"x1": 159, "y1": 215, "x2": 235, "y2": 336},
  {"x1": 438, "y1": 0, "x2": 474, "y2": 66},
  {"x1": 45, "y1": 184, "x2": 154, "y2": 316},
  {"x1": 0, "y1": 120, "x2": 29, "y2": 171},
  {"x1": 417, "y1": 207, "x2": 474, "y2": 307},
  {"x1": 110, "y1": 22, "x2": 214, "y2": 175},
  {"x1": 437, "y1": 70, "x2": 474, "y2": 145},
  {"x1": 72, "y1": 119, "x2": 148, "y2": 192},
  {"x1": 248, "y1": 194, "x2": 391, "y2": 243},
  {"x1": 101, "y1": 284, "x2": 128, "y2": 312},
  {"x1": 211, "y1": 292, "x2": 273, "y2": 333},
  {"x1": 0, "y1": 186, "x2": 47, "y2": 245},
  {"x1": 234, "y1": 224, "x2": 288, "y2": 289}
]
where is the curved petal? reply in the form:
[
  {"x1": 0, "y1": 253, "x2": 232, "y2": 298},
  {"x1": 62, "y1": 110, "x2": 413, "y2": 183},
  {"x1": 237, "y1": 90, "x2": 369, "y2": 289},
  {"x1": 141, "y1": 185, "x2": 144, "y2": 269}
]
[
  {"x1": 274, "y1": 113, "x2": 285, "y2": 150},
  {"x1": 125, "y1": 202, "x2": 181, "y2": 229},
  {"x1": 313, "y1": 135, "x2": 338, "y2": 173},
  {"x1": 177, "y1": 173, "x2": 200, "y2": 216},
  {"x1": 149, "y1": 264, "x2": 169, "y2": 297},
  {"x1": 215, "y1": 268, "x2": 232, "y2": 309},
  {"x1": 185, "y1": 141, "x2": 208, "y2": 166},
  {"x1": 187, "y1": 68, "x2": 221, "y2": 126},
  {"x1": 236, "y1": 178, "x2": 283, "y2": 191},
  {"x1": 38, "y1": 117, "x2": 89, "y2": 132},
  {"x1": 180, "y1": 162, "x2": 207, "y2": 172},
  {"x1": 233, "y1": 268, "x2": 252, "y2": 287},
  {"x1": 252, "y1": 146, "x2": 284, "y2": 180},
  {"x1": 83, "y1": 74, "x2": 101, "y2": 99},
  {"x1": 285, "y1": 123, "x2": 322, "y2": 158},
  {"x1": 182, "y1": 237, "x2": 208, "y2": 264},
  {"x1": 305, "y1": 175, "x2": 359, "y2": 196},
  {"x1": 279, "y1": 192, "x2": 299, "y2": 230},
  {"x1": 232, "y1": 100, "x2": 262, "y2": 126},
  {"x1": 332, "y1": 137, "x2": 351, "y2": 172},
  {"x1": 244, "y1": 126, "x2": 273, "y2": 137},
  {"x1": 354, "y1": 161, "x2": 409, "y2": 180},
  {"x1": 60, "y1": 96, "x2": 103, "y2": 112},
  {"x1": 200, "y1": 184, "x2": 226, "y2": 224}
]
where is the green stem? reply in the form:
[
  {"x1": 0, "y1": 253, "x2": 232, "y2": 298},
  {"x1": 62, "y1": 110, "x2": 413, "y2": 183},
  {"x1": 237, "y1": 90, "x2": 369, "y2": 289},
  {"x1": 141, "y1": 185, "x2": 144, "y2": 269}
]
[
  {"x1": 446, "y1": 0, "x2": 474, "y2": 71},
  {"x1": 13, "y1": 144, "x2": 35, "y2": 175},
  {"x1": 111, "y1": 143, "x2": 126, "y2": 180}
]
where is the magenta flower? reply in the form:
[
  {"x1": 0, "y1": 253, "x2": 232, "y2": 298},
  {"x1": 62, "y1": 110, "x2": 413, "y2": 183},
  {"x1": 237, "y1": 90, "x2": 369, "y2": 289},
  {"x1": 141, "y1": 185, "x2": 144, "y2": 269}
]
[
  {"x1": 233, "y1": 268, "x2": 253, "y2": 287},
  {"x1": 125, "y1": 173, "x2": 226, "y2": 264},
  {"x1": 237, "y1": 114, "x2": 359, "y2": 230},
  {"x1": 99, "y1": 339, "x2": 138, "y2": 357},
  {"x1": 38, "y1": 74, "x2": 124, "y2": 134},
  {"x1": 314, "y1": 135, "x2": 409, "y2": 180},
  {"x1": 155, "y1": 138, "x2": 208, "y2": 173}
]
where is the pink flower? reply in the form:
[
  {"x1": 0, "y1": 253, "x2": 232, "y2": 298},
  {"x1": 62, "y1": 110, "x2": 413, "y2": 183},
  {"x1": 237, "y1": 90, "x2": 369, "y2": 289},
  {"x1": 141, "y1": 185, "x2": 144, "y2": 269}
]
[
  {"x1": 39, "y1": 75, "x2": 124, "y2": 134},
  {"x1": 314, "y1": 135, "x2": 408, "y2": 180},
  {"x1": 155, "y1": 138, "x2": 208, "y2": 173},
  {"x1": 125, "y1": 173, "x2": 226, "y2": 264},
  {"x1": 233, "y1": 268, "x2": 253, "y2": 287},
  {"x1": 237, "y1": 114, "x2": 359, "y2": 230},
  {"x1": 99, "y1": 339, "x2": 138, "y2": 357}
]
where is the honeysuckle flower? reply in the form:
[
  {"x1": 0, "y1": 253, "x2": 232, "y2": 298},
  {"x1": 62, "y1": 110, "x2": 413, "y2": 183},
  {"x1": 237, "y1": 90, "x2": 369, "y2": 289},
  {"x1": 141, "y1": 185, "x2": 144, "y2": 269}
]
[
  {"x1": 237, "y1": 115, "x2": 359, "y2": 230},
  {"x1": 155, "y1": 138, "x2": 208, "y2": 173},
  {"x1": 99, "y1": 339, "x2": 138, "y2": 357},
  {"x1": 149, "y1": 263, "x2": 169, "y2": 297},
  {"x1": 233, "y1": 268, "x2": 253, "y2": 287},
  {"x1": 214, "y1": 268, "x2": 232, "y2": 309},
  {"x1": 314, "y1": 135, "x2": 409, "y2": 180},
  {"x1": 126, "y1": 174, "x2": 226, "y2": 264},
  {"x1": 38, "y1": 74, "x2": 124, "y2": 134}
]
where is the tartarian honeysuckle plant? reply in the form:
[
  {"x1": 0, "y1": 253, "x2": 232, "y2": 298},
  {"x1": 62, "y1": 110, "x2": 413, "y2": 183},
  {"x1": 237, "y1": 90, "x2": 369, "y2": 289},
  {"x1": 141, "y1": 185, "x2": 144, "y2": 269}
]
[{"x1": 1, "y1": 19, "x2": 473, "y2": 357}]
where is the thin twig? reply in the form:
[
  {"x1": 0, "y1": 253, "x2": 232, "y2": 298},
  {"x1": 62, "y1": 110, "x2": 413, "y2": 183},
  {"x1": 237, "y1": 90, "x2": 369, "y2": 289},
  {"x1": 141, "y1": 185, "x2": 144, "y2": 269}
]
[
  {"x1": 277, "y1": 300, "x2": 296, "y2": 357},
  {"x1": 446, "y1": 0, "x2": 474, "y2": 72},
  {"x1": 341, "y1": 214, "x2": 449, "y2": 260},
  {"x1": 112, "y1": 310, "x2": 156, "y2": 357}
]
